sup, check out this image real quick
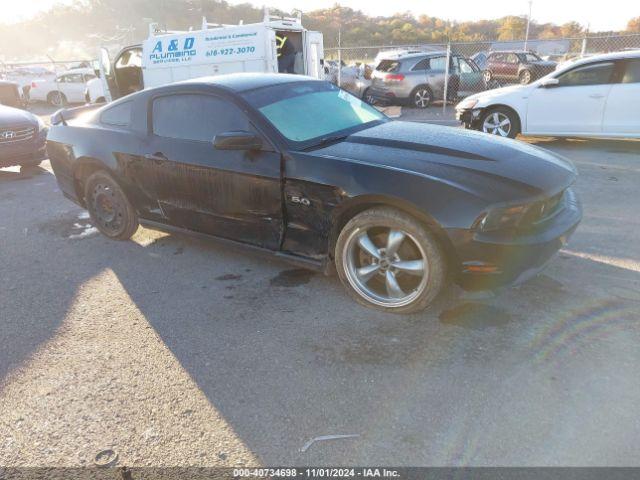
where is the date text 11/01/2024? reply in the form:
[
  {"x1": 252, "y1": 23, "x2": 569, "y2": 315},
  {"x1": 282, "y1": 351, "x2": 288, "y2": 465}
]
[
  {"x1": 233, "y1": 468, "x2": 401, "y2": 477},
  {"x1": 206, "y1": 46, "x2": 257, "y2": 57}
]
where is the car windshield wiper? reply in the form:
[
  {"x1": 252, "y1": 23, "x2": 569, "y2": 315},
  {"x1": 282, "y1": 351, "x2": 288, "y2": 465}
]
[{"x1": 305, "y1": 133, "x2": 350, "y2": 150}]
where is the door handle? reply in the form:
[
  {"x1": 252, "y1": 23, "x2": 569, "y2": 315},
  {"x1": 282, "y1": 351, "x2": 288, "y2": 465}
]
[
  {"x1": 144, "y1": 152, "x2": 168, "y2": 164},
  {"x1": 589, "y1": 94, "x2": 605, "y2": 99}
]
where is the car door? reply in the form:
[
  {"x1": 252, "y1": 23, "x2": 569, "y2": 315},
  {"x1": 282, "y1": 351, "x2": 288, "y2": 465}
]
[
  {"x1": 503, "y1": 53, "x2": 520, "y2": 80},
  {"x1": 454, "y1": 55, "x2": 484, "y2": 96},
  {"x1": 135, "y1": 92, "x2": 283, "y2": 249},
  {"x1": 602, "y1": 59, "x2": 640, "y2": 136},
  {"x1": 58, "y1": 73, "x2": 86, "y2": 103},
  {"x1": 526, "y1": 61, "x2": 616, "y2": 135},
  {"x1": 488, "y1": 53, "x2": 505, "y2": 79}
]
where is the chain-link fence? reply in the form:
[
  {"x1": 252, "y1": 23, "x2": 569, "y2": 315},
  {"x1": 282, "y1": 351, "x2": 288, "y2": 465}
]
[{"x1": 325, "y1": 33, "x2": 640, "y2": 110}]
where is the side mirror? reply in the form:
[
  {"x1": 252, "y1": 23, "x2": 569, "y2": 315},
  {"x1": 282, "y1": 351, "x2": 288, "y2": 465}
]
[
  {"x1": 540, "y1": 77, "x2": 560, "y2": 88},
  {"x1": 213, "y1": 131, "x2": 263, "y2": 151}
]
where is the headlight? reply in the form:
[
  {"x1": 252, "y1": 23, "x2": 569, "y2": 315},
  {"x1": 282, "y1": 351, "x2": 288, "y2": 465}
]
[
  {"x1": 457, "y1": 98, "x2": 478, "y2": 110},
  {"x1": 475, "y1": 204, "x2": 529, "y2": 231}
]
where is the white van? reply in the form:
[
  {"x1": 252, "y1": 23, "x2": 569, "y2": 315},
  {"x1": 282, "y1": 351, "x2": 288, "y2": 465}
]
[{"x1": 99, "y1": 9, "x2": 324, "y2": 101}]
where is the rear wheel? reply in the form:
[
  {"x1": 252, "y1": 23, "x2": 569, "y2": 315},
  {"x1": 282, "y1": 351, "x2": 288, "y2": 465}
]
[
  {"x1": 410, "y1": 86, "x2": 433, "y2": 109},
  {"x1": 335, "y1": 207, "x2": 446, "y2": 314},
  {"x1": 47, "y1": 91, "x2": 66, "y2": 107},
  {"x1": 519, "y1": 70, "x2": 532, "y2": 85},
  {"x1": 362, "y1": 88, "x2": 375, "y2": 105},
  {"x1": 84, "y1": 170, "x2": 138, "y2": 240},
  {"x1": 480, "y1": 107, "x2": 520, "y2": 139}
]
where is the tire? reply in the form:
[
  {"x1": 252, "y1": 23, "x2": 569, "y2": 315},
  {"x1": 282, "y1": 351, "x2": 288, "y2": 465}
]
[
  {"x1": 479, "y1": 107, "x2": 521, "y2": 139},
  {"x1": 84, "y1": 170, "x2": 139, "y2": 240},
  {"x1": 47, "y1": 91, "x2": 66, "y2": 107},
  {"x1": 519, "y1": 70, "x2": 532, "y2": 85},
  {"x1": 410, "y1": 86, "x2": 433, "y2": 109},
  {"x1": 96, "y1": 97, "x2": 106, "y2": 104},
  {"x1": 362, "y1": 88, "x2": 375, "y2": 105},
  {"x1": 483, "y1": 70, "x2": 492, "y2": 83},
  {"x1": 335, "y1": 207, "x2": 446, "y2": 314}
]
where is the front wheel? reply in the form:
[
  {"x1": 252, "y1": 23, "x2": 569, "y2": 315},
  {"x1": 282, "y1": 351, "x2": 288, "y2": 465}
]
[
  {"x1": 483, "y1": 70, "x2": 492, "y2": 83},
  {"x1": 84, "y1": 170, "x2": 139, "y2": 240},
  {"x1": 480, "y1": 107, "x2": 521, "y2": 139},
  {"x1": 335, "y1": 207, "x2": 446, "y2": 314}
]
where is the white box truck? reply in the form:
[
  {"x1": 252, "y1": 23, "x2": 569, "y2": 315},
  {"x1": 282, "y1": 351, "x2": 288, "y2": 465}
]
[{"x1": 98, "y1": 9, "x2": 324, "y2": 102}]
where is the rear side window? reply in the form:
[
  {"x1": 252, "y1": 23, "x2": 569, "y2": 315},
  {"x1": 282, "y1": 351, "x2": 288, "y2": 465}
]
[
  {"x1": 101, "y1": 101, "x2": 132, "y2": 127},
  {"x1": 621, "y1": 59, "x2": 640, "y2": 84},
  {"x1": 411, "y1": 58, "x2": 430, "y2": 71},
  {"x1": 376, "y1": 60, "x2": 400, "y2": 72},
  {"x1": 557, "y1": 62, "x2": 615, "y2": 87},
  {"x1": 152, "y1": 94, "x2": 250, "y2": 142}
]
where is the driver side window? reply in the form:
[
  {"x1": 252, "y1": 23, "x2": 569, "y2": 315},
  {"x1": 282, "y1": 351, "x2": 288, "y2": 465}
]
[
  {"x1": 557, "y1": 62, "x2": 615, "y2": 87},
  {"x1": 152, "y1": 94, "x2": 251, "y2": 142}
]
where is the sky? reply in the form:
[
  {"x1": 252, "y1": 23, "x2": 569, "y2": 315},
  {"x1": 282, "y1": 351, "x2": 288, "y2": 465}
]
[{"x1": 0, "y1": 0, "x2": 634, "y2": 31}]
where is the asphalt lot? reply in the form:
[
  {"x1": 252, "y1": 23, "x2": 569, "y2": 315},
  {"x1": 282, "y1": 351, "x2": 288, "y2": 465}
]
[{"x1": 1, "y1": 105, "x2": 640, "y2": 467}]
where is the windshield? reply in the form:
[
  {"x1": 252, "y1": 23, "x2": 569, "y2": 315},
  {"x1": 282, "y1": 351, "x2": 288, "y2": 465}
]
[
  {"x1": 242, "y1": 82, "x2": 386, "y2": 148},
  {"x1": 521, "y1": 53, "x2": 542, "y2": 62}
]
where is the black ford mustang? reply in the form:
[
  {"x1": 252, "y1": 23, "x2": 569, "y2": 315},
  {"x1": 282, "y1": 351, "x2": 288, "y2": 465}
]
[{"x1": 47, "y1": 74, "x2": 581, "y2": 313}]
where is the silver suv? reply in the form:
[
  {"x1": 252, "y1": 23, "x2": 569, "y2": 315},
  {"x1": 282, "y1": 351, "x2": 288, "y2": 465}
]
[{"x1": 368, "y1": 52, "x2": 487, "y2": 108}]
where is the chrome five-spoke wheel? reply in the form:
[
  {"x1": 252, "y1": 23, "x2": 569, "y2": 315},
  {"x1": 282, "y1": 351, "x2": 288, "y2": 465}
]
[
  {"x1": 344, "y1": 227, "x2": 429, "y2": 308},
  {"x1": 482, "y1": 111, "x2": 512, "y2": 137},
  {"x1": 335, "y1": 207, "x2": 446, "y2": 313}
]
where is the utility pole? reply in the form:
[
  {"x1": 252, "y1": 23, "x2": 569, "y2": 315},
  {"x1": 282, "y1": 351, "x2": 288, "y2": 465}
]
[{"x1": 524, "y1": 0, "x2": 533, "y2": 51}]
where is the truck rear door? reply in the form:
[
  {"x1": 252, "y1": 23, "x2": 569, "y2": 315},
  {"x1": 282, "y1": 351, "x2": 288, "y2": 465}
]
[
  {"x1": 98, "y1": 48, "x2": 115, "y2": 102},
  {"x1": 304, "y1": 31, "x2": 324, "y2": 79}
]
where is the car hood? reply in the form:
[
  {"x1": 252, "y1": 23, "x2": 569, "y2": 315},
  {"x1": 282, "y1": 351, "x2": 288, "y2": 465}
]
[
  {"x1": 458, "y1": 83, "x2": 529, "y2": 105},
  {"x1": 0, "y1": 105, "x2": 37, "y2": 127},
  {"x1": 309, "y1": 121, "x2": 576, "y2": 203}
]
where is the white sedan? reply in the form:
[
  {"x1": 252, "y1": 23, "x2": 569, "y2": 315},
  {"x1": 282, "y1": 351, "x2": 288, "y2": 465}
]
[
  {"x1": 455, "y1": 50, "x2": 640, "y2": 139},
  {"x1": 29, "y1": 68, "x2": 97, "y2": 106}
]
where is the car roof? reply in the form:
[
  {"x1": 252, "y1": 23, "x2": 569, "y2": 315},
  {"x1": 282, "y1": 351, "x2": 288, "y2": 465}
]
[
  {"x1": 402, "y1": 51, "x2": 447, "y2": 59},
  {"x1": 556, "y1": 49, "x2": 640, "y2": 72},
  {"x1": 179, "y1": 73, "x2": 319, "y2": 92},
  {"x1": 489, "y1": 50, "x2": 534, "y2": 54}
]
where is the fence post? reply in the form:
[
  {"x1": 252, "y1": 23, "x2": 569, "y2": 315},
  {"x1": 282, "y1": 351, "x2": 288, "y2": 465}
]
[
  {"x1": 337, "y1": 30, "x2": 342, "y2": 88},
  {"x1": 581, "y1": 37, "x2": 588, "y2": 57},
  {"x1": 443, "y1": 42, "x2": 451, "y2": 114}
]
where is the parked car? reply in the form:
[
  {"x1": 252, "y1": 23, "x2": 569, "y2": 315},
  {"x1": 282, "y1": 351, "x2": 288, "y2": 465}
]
[
  {"x1": 456, "y1": 50, "x2": 640, "y2": 139},
  {"x1": 47, "y1": 73, "x2": 581, "y2": 313},
  {"x1": 0, "y1": 81, "x2": 27, "y2": 109},
  {"x1": 482, "y1": 51, "x2": 556, "y2": 85},
  {"x1": 368, "y1": 51, "x2": 488, "y2": 108},
  {"x1": 0, "y1": 104, "x2": 47, "y2": 169},
  {"x1": 470, "y1": 51, "x2": 489, "y2": 70},
  {"x1": 29, "y1": 68, "x2": 97, "y2": 106}
]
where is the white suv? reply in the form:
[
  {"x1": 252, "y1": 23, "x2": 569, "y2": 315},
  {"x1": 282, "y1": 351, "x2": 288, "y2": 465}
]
[{"x1": 455, "y1": 50, "x2": 640, "y2": 139}]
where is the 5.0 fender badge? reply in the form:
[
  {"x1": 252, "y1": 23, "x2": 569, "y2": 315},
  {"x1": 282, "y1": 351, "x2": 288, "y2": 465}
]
[{"x1": 288, "y1": 195, "x2": 311, "y2": 206}]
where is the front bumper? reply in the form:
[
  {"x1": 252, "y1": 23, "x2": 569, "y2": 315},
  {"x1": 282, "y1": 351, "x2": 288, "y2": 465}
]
[
  {"x1": 449, "y1": 188, "x2": 583, "y2": 291},
  {"x1": 0, "y1": 129, "x2": 47, "y2": 168},
  {"x1": 455, "y1": 107, "x2": 485, "y2": 129}
]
